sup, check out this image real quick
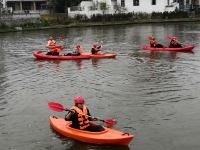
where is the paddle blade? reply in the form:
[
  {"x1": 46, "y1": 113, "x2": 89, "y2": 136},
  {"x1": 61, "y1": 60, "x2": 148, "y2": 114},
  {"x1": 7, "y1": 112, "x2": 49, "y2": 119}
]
[
  {"x1": 48, "y1": 102, "x2": 65, "y2": 112},
  {"x1": 104, "y1": 119, "x2": 117, "y2": 127},
  {"x1": 166, "y1": 35, "x2": 171, "y2": 40}
]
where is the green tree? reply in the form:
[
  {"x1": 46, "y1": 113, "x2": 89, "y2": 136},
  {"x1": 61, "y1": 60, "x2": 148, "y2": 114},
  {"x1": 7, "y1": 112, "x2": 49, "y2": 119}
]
[
  {"x1": 99, "y1": 2, "x2": 108, "y2": 15},
  {"x1": 49, "y1": 0, "x2": 84, "y2": 13}
]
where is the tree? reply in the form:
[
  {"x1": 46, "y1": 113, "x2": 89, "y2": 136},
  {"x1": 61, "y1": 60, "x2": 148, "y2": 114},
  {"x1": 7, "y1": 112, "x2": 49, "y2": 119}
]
[
  {"x1": 99, "y1": 2, "x2": 108, "y2": 15},
  {"x1": 49, "y1": 0, "x2": 84, "y2": 13}
]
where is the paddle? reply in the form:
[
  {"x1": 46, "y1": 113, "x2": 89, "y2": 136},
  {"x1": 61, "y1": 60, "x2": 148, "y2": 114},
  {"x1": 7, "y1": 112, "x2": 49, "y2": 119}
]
[
  {"x1": 48, "y1": 102, "x2": 117, "y2": 127},
  {"x1": 166, "y1": 35, "x2": 182, "y2": 44},
  {"x1": 166, "y1": 35, "x2": 172, "y2": 40}
]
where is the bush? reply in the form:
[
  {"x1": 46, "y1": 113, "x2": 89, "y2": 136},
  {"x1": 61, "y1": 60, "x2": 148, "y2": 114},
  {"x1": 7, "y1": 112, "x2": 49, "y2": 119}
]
[
  {"x1": 151, "y1": 10, "x2": 189, "y2": 19},
  {"x1": 0, "y1": 23, "x2": 9, "y2": 29}
]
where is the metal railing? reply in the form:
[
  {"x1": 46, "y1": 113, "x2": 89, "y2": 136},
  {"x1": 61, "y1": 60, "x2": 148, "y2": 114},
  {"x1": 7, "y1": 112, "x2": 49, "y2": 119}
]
[{"x1": 70, "y1": 6, "x2": 83, "y2": 11}]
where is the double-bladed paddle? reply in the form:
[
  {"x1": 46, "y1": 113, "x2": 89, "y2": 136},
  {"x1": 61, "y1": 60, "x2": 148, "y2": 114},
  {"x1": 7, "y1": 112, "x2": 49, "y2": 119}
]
[{"x1": 48, "y1": 102, "x2": 117, "y2": 127}]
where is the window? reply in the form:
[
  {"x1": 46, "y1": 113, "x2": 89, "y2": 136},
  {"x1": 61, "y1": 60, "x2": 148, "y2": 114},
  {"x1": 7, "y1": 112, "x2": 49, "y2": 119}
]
[
  {"x1": 121, "y1": 0, "x2": 125, "y2": 7},
  {"x1": 152, "y1": 0, "x2": 156, "y2": 5},
  {"x1": 133, "y1": 0, "x2": 139, "y2": 6}
]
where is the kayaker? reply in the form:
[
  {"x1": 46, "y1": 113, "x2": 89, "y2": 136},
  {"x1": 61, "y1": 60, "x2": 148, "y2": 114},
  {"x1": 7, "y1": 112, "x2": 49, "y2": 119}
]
[
  {"x1": 148, "y1": 36, "x2": 164, "y2": 48},
  {"x1": 63, "y1": 44, "x2": 83, "y2": 56},
  {"x1": 169, "y1": 36, "x2": 182, "y2": 48},
  {"x1": 65, "y1": 96, "x2": 105, "y2": 132},
  {"x1": 46, "y1": 37, "x2": 65, "y2": 55},
  {"x1": 46, "y1": 37, "x2": 60, "y2": 55},
  {"x1": 73, "y1": 44, "x2": 83, "y2": 55},
  {"x1": 91, "y1": 43, "x2": 102, "y2": 54}
]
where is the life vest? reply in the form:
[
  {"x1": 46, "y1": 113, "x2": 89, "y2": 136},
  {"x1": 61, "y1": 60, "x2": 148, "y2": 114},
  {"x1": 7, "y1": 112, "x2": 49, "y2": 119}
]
[
  {"x1": 46, "y1": 40, "x2": 56, "y2": 49},
  {"x1": 49, "y1": 39, "x2": 56, "y2": 46},
  {"x1": 78, "y1": 48, "x2": 83, "y2": 54},
  {"x1": 71, "y1": 105, "x2": 90, "y2": 129},
  {"x1": 171, "y1": 39, "x2": 177, "y2": 45},
  {"x1": 150, "y1": 39, "x2": 157, "y2": 47},
  {"x1": 50, "y1": 45, "x2": 63, "y2": 53}
]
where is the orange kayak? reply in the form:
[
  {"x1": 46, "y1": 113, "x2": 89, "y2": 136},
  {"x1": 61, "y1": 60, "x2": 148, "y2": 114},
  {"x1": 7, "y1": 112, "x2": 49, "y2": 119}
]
[
  {"x1": 33, "y1": 51, "x2": 91, "y2": 60},
  {"x1": 49, "y1": 116, "x2": 134, "y2": 145},
  {"x1": 84, "y1": 53, "x2": 117, "y2": 58}
]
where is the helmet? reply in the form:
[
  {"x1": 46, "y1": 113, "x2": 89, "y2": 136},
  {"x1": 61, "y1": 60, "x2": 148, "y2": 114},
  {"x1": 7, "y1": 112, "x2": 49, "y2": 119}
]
[
  {"x1": 93, "y1": 43, "x2": 97, "y2": 48},
  {"x1": 148, "y1": 36, "x2": 154, "y2": 40},
  {"x1": 73, "y1": 96, "x2": 85, "y2": 104},
  {"x1": 76, "y1": 44, "x2": 80, "y2": 48}
]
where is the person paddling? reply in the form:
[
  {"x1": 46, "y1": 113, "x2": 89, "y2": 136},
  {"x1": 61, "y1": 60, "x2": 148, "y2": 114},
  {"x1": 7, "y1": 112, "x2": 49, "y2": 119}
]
[
  {"x1": 169, "y1": 36, "x2": 182, "y2": 48},
  {"x1": 148, "y1": 36, "x2": 164, "y2": 48},
  {"x1": 64, "y1": 44, "x2": 84, "y2": 56},
  {"x1": 74, "y1": 44, "x2": 83, "y2": 55},
  {"x1": 91, "y1": 43, "x2": 102, "y2": 54},
  {"x1": 65, "y1": 96, "x2": 105, "y2": 132},
  {"x1": 46, "y1": 37, "x2": 63, "y2": 56}
]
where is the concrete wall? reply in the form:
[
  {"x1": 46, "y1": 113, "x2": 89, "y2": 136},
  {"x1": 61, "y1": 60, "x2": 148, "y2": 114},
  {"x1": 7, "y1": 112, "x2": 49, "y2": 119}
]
[{"x1": 0, "y1": 13, "x2": 41, "y2": 26}]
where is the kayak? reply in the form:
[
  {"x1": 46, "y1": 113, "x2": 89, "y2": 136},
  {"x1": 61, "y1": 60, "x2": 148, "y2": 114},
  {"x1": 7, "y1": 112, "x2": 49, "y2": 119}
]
[
  {"x1": 143, "y1": 45, "x2": 195, "y2": 51},
  {"x1": 84, "y1": 53, "x2": 117, "y2": 58},
  {"x1": 33, "y1": 51, "x2": 91, "y2": 60},
  {"x1": 49, "y1": 116, "x2": 134, "y2": 146}
]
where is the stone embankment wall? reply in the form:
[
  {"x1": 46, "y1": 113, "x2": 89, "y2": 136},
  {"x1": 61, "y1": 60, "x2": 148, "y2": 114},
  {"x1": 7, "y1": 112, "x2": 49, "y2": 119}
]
[{"x1": 0, "y1": 13, "x2": 41, "y2": 27}]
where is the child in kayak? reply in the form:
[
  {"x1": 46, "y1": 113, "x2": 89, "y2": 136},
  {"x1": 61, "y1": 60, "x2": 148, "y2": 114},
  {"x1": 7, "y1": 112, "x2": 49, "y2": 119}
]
[
  {"x1": 169, "y1": 37, "x2": 182, "y2": 48},
  {"x1": 148, "y1": 36, "x2": 164, "y2": 48},
  {"x1": 65, "y1": 96, "x2": 105, "y2": 132},
  {"x1": 73, "y1": 44, "x2": 83, "y2": 55},
  {"x1": 64, "y1": 44, "x2": 84, "y2": 56}
]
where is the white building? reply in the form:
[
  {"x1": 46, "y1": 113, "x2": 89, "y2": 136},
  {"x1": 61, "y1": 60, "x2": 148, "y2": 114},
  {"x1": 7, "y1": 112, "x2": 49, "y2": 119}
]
[
  {"x1": 116, "y1": 0, "x2": 179, "y2": 13},
  {"x1": 68, "y1": 0, "x2": 200, "y2": 18}
]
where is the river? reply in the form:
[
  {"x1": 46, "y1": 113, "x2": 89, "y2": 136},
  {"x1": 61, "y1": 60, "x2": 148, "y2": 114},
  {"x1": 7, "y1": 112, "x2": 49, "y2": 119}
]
[{"x1": 0, "y1": 22, "x2": 200, "y2": 150}]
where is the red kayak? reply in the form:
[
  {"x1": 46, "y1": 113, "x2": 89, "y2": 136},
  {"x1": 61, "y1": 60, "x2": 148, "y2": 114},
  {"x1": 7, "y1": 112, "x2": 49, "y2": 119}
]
[
  {"x1": 143, "y1": 45, "x2": 195, "y2": 52},
  {"x1": 49, "y1": 116, "x2": 134, "y2": 145},
  {"x1": 84, "y1": 53, "x2": 117, "y2": 58},
  {"x1": 33, "y1": 51, "x2": 91, "y2": 60}
]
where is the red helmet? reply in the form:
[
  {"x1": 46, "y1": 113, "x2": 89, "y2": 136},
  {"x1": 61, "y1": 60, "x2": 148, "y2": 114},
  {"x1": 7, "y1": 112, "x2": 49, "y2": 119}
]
[
  {"x1": 93, "y1": 43, "x2": 97, "y2": 48},
  {"x1": 76, "y1": 44, "x2": 80, "y2": 48},
  {"x1": 73, "y1": 96, "x2": 85, "y2": 104}
]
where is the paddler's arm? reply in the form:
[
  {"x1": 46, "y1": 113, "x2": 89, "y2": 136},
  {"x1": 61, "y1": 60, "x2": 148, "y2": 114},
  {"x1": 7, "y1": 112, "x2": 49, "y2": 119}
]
[
  {"x1": 87, "y1": 109, "x2": 99, "y2": 121},
  {"x1": 65, "y1": 110, "x2": 75, "y2": 121}
]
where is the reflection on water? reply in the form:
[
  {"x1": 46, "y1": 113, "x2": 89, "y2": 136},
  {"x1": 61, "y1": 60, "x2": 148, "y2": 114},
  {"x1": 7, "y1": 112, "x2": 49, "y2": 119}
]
[
  {"x1": 138, "y1": 50, "x2": 194, "y2": 63},
  {"x1": 34, "y1": 59, "x2": 88, "y2": 70},
  {"x1": 1, "y1": 22, "x2": 200, "y2": 150},
  {"x1": 68, "y1": 141, "x2": 130, "y2": 150},
  {"x1": 0, "y1": 43, "x2": 8, "y2": 118}
]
